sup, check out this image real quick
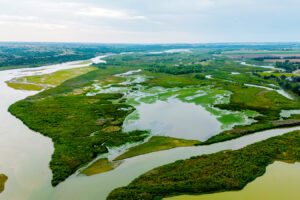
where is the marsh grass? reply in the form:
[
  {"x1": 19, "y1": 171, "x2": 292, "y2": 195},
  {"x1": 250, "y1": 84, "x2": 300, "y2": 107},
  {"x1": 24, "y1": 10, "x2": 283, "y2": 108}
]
[{"x1": 114, "y1": 136, "x2": 199, "y2": 161}]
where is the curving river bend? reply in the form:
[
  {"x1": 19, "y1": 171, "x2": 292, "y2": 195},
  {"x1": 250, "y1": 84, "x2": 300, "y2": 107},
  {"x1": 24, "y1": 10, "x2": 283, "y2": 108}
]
[{"x1": 0, "y1": 57, "x2": 299, "y2": 200}]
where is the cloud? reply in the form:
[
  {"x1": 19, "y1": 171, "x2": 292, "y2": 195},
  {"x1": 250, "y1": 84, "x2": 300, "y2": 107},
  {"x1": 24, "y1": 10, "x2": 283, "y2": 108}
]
[
  {"x1": 0, "y1": 20, "x2": 66, "y2": 30},
  {"x1": 76, "y1": 7, "x2": 146, "y2": 20},
  {"x1": 52, "y1": 1, "x2": 147, "y2": 20},
  {"x1": 0, "y1": 14, "x2": 39, "y2": 21},
  {"x1": 0, "y1": 13, "x2": 65, "y2": 30},
  {"x1": 0, "y1": 0, "x2": 300, "y2": 43}
]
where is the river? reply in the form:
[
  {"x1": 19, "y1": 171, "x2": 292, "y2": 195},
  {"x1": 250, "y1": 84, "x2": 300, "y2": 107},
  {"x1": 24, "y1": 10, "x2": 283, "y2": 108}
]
[
  {"x1": 167, "y1": 161, "x2": 300, "y2": 200},
  {"x1": 0, "y1": 57, "x2": 299, "y2": 200}
]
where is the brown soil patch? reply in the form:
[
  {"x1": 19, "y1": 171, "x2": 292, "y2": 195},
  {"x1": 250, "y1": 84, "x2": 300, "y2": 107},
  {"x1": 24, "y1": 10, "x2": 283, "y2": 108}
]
[
  {"x1": 96, "y1": 117, "x2": 113, "y2": 126},
  {"x1": 102, "y1": 126, "x2": 121, "y2": 133},
  {"x1": 256, "y1": 90, "x2": 268, "y2": 96},
  {"x1": 272, "y1": 119, "x2": 300, "y2": 126},
  {"x1": 110, "y1": 121, "x2": 121, "y2": 125}
]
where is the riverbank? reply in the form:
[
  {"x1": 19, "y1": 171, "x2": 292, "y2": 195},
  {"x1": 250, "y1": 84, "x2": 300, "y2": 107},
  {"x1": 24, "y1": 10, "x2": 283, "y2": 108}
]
[
  {"x1": 108, "y1": 130, "x2": 300, "y2": 200},
  {"x1": 167, "y1": 161, "x2": 300, "y2": 200}
]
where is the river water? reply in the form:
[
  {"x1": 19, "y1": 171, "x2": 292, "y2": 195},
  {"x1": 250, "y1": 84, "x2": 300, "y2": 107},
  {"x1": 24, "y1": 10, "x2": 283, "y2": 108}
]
[
  {"x1": 0, "y1": 57, "x2": 299, "y2": 200},
  {"x1": 123, "y1": 98, "x2": 222, "y2": 141},
  {"x1": 167, "y1": 161, "x2": 300, "y2": 200}
]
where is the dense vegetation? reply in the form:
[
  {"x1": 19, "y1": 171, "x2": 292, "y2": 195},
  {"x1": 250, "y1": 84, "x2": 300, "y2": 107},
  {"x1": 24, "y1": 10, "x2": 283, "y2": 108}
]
[
  {"x1": 253, "y1": 71, "x2": 300, "y2": 96},
  {"x1": 0, "y1": 42, "x2": 204, "y2": 70},
  {"x1": 275, "y1": 60, "x2": 300, "y2": 72},
  {"x1": 9, "y1": 93, "x2": 148, "y2": 186},
  {"x1": 107, "y1": 130, "x2": 300, "y2": 200},
  {"x1": 147, "y1": 63, "x2": 205, "y2": 75},
  {"x1": 280, "y1": 78, "x2": 300, "y2": 96},
  {"x1": 8, "y1": 64, "x2": 150, "y2": 186}
]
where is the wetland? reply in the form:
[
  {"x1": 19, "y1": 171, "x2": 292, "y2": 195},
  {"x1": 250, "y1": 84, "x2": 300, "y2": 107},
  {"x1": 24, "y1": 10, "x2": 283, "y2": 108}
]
[{"x1": 0, "y1": 45, "x2": 299, "y2": 200}]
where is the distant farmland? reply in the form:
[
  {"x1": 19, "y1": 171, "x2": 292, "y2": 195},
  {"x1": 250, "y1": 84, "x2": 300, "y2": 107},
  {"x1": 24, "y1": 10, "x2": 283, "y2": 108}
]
[{"x1": 223, "y1": 51, "x2": 300, "y2": 63}]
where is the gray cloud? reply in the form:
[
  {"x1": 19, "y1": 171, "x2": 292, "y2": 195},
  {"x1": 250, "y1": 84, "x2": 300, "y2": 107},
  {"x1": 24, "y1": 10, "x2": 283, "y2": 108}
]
[{"x1": 0, "y1": 0, "x2": 299, "y2": 43}]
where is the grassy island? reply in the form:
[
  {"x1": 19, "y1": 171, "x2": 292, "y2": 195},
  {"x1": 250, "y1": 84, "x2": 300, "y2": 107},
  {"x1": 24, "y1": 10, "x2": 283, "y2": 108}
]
[
  {"x1": 81, "y1": 158, "x2": 122, "y2": 176},
  {"x1": 107, "y1": 130, "x2": 300, "y2": 200},
  {"x1": 6, "y1": 66, "x2": 97, "y2": 91},
  {"x1": 115, "y1": 136, "x2": 199, "y2": 161}
]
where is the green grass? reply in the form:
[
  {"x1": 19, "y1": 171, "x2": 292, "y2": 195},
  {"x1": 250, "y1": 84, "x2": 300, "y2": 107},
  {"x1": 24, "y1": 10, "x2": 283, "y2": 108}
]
[
  {"x1": 6, "y1": 82, "x2": 45, "y2": 91},
  {"x1": 143, "y1": 71, "x2": 209, "y2": 88},
  {"x1": 7, "y1": 66, "x2": 97, "y2": 91},
  {"x1": 107, "y1": 130, "x2": 300, "y2": 200},
  {"x1": 81, "y1": 158, "x2": 121, "y2": 176},
  {"x1": 0, "y1": 174, "x2": 7, "y2": 193},
  {"x1": 114, "y1": 136, "x2": 199, "y2": 161},
  {"x1": 216, "y1": 83, "x2": 299, "y2": 116},
  {"x1": 258, "y1": 72, "x2": 299, "y2": 78},
  {"x1": 24, "y1": 66, "x2": 97, "y2": 85}
]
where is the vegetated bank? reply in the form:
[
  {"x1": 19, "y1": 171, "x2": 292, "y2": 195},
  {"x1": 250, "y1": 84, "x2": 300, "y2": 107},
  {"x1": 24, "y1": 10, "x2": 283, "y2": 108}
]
[
  {"x1": 107, "y1": 130, "x2": 300, "y2": 200},
  {"x1": 8, "y1": 64, "x2": 149, "y2": 186}
]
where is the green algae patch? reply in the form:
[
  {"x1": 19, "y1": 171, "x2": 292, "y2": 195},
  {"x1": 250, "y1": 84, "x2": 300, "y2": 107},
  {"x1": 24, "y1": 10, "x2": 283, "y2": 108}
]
[
  {"x1": 81, "y1": 158, "x2": 121, "y2": 176},
  {"x1": 107, "y1": 130, "x2": 300, "y2": 200},
  {"x1": 114, "y1": 136, "x2": 199, "y2": 161},
  {"x1": 0, "y1": 174, "x2": 8, "y2": 193}
]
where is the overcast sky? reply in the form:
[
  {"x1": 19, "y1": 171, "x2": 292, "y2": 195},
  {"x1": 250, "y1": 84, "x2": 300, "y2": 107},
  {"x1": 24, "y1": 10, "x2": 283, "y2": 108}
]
[{"x1": 0, "y1": 0, "x2": 299, "y2": 43}]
